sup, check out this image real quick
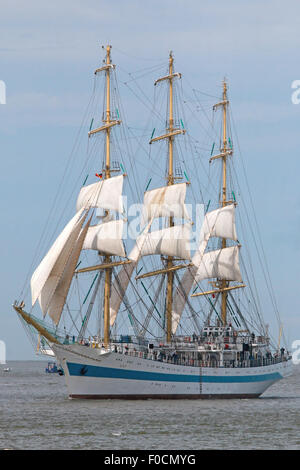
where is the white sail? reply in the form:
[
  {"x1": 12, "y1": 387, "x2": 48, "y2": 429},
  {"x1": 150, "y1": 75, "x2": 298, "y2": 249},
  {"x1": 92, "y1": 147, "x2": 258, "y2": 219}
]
[
  {"x1": 193, "y1": 204, "x2": 238, "y2": 267},
  {"x1": 31, "y1": 208, "x2": 85, "y2": 308},
  {"x1": 76, "y1": 175, "x2": 124, "y2": 214},
  {"x1": 109, "y1": 183, "x2": 191, "y2": 327},
  {"x1": 201, "y1": 203, "x2": 237, "y2": 241},
  {"x1": 111, "y1": 183, "x2": 191, "y2": 328},
  {"x1": 194, "y1": 245, "x2": 242, "y2": 283},
  {"x1": 46, "y1": 217, "x2": 92, "y2": 325},
  {"x1": 83, "y1": 220, "x2": 126, "y2": 258},
  {"x1": 110, "y1": 262, "x2": 136, "y2": 326},
  {"x1": 171, "y1": 204, "x2": 238, "y2": 333},
  {"x1": 141, "y1": 183, "x2": 190, "y2": 227},
  {"x1": 109, "y1": 214, "x2": 157, "y2": 326},
  {"x1": 129, "y1": 224, "x2": 191, "y2": 262},
  {"x1": 37, "y1": 212, "x2": 87, "y2": 316}
]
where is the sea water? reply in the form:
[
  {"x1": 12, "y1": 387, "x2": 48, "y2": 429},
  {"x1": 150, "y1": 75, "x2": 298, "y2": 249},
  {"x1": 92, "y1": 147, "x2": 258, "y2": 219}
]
[{"x1": 0, "y1": 361, "x2": 299, "y2": 450}]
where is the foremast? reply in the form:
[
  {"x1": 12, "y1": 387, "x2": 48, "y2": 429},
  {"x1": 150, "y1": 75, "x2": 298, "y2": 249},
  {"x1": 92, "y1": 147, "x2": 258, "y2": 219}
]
[
  {"x1": 13, "y1": 45, "x2": 130, "y2": 349},
  {"x1": 166, "y1": 52, "x2": 175, "y2": 344},
  {"x1": 91, "y1": 45, "x2": 120, "y2": 348},
  {"x1": 104, "y1": 45, "x2": 112, "y2": 348},
  {"x1": 103, "y1": 46, "x2": 116, "y2": 348}
]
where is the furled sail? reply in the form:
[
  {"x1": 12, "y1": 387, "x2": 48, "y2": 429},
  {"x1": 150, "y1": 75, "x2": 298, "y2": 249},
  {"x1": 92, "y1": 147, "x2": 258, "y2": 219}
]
[
  {"x1": 83, "y1": 220, "x2": 126, "y2": 258},
  {"x1": 129, "y1": 224, "x2": 191, "y2": 262},
  {"x1": 141, "y1": 183, "x2": 191, "y2": 227},
  {"x1": 76, "y1": 174, "x2": 124, "y2": 214},
  {"x1": 171, "y1": 203, "x2": 238, "y2": 333},
  {"x1": 194, "y1": 245, "x2": 242, "y2": 283},
  {"x1": 31, "y1": 208, "x2": 85, "y2": 309},
  {"x1": 46, "y1": 217, "x2": 92, "y2": 325}
]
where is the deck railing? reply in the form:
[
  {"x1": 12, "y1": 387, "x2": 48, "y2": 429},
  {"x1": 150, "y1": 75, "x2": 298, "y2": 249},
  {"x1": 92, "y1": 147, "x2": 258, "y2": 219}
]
[
  {"x1": 113, "y1": 346, "x2": 287, "y2": 368},
  {"x1": 66, "y1": 336, "x2": 288, "y2": 369}
]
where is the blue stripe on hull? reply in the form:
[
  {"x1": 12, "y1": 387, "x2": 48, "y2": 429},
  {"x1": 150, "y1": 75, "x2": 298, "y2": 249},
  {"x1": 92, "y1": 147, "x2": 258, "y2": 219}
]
[{"x1": 67, "y1": 362, "x2": 282, "y2": 383}]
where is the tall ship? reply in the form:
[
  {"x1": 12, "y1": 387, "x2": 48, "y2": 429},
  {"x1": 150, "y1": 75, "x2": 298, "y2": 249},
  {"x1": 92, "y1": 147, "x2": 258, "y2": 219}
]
[{"x1": 13, "y1": 45, "x2": 292, "y2": 398}]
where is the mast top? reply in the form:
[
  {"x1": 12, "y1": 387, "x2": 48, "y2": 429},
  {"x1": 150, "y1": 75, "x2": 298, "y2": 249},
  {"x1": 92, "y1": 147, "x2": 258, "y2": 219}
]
[
  {"x1": 106, "y1": 45, "x2": 111, "y2": 61},
  {"x1": 213, "y1": 79, "x2": 229, "y2": 110},
  {"x1": 102, "y1": 44, "x2": 112, "y2": 53}
]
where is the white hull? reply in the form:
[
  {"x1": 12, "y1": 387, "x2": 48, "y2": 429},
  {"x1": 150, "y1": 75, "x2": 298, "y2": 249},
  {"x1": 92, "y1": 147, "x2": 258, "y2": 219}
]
[{"x1": 53, "y1": 343, "x2": 293, "y2": 399}]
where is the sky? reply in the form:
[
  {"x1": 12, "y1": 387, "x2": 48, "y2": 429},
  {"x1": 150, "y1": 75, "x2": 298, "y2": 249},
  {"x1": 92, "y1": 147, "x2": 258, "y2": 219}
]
[{"x1": 1, "y1": 0, "x2": 300, "y2": 359}]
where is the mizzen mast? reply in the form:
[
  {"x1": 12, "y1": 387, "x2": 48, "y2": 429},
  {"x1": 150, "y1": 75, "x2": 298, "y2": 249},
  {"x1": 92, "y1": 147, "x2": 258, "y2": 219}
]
[{"x1": 191, "y1": 82, "x2": 245, "y2": 312}]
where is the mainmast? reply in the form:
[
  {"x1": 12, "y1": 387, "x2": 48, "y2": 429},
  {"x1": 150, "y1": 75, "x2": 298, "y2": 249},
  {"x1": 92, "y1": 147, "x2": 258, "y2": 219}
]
[
  {"x1": 212, "y1": 80, "x2": 231, "y2": 325},
  {"x1": 150, "y1": 52, "x2": 184, "y2": 343},
  {"x1": 221, "y1": 81, "x2": 229, "y2": 325}
]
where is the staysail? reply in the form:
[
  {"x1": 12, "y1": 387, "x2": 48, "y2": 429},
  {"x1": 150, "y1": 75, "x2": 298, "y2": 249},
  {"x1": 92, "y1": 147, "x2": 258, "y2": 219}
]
[
  {"x1": 31, "y1": 208, "x2": 85, "y2": 310},
  {"x1": 109, "y1": 262, "x2": 136, "y2": 326},
  {"x1": 46, "y1": 217, "x2": 92, "y2": 325}
]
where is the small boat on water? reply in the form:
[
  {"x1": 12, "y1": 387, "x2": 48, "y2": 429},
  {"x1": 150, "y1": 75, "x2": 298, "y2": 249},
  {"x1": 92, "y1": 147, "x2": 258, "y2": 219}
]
[
  {"x1": 3, "y1": 367, "x2": 11, "y2": 372},
  {"x1": 45, "y1": 361, "x2": 58, "y2": 373},
  {"x1": 45, "y1": 361, "x2": 64, "y2": 375}
]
